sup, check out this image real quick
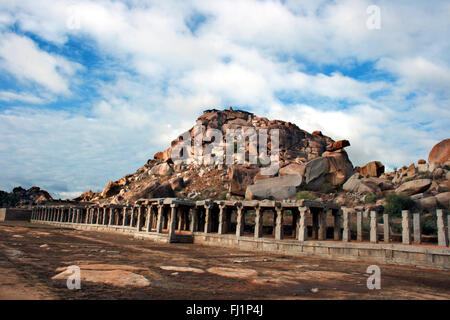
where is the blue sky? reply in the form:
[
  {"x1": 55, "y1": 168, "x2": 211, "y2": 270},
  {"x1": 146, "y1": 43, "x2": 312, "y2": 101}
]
[{"x1": 0, "y1": 0, "x2": 449, "y2": 198}]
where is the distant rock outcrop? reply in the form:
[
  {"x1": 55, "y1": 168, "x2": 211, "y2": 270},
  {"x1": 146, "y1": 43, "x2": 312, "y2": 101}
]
[
  {"x1": 0, "y1": 186, "x2": 53, "y2": 207},
  {"x1": 359, "y1": 161, "x2": 385, "y2": 177}
]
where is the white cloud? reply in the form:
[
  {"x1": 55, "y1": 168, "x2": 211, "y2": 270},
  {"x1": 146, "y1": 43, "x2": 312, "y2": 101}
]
[
  {"x1": 0, "y1": 90, "x2": 45, "y2": 104},
  {"x1": 0, "y1": 33, "x2": 82, "y2": 94}
]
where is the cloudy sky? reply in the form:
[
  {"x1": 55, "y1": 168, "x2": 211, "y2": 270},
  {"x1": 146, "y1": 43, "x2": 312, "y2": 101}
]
[{"x1": 0, "y1": 0, "x2": 449, "y2": 198}]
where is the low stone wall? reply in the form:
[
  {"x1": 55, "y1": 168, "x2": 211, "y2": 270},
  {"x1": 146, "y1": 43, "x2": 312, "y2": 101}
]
[
  {"x1": 192, "y1": 233, "x2": 450, "y2": 271},
  {"x1": 0, "y1": 208, "x2": 31, "y2": 221}
]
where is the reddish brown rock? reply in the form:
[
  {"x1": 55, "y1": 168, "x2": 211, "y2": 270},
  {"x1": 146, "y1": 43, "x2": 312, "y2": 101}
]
[
  {"x1": 130, "y1": 181, "x2": 174, "y2": 202},
  {"x1": 74, "y1": 190, "x2": 95, "y2": 202},
  {"x1": 418, "y1": 159, "x2": 426, "y2": 164},
  {"x1": 428, "y1": 138, "x2": 450, "y2": 165},
  {"x1": 279, "y1": 163, "x2": 306, "y2": 177},
  {"x1": 154, "y1": 151, "x2": 164, "y2": 160},
  {"x1": 229, "y1": 165, "x2": 260, "y2": 196},
  {"x1": 395, "y1": 179, "x2": 432, "y2": 196},
  {"x1": 322, "y1": 150, "x2": 354, "y2": 185},
  {"x1": 101, "y1": 181, "x2": 121, "y2": 198},
  {"x1": 435, "y1": 192, "x2": 450, "y2": 208},
  {"x1": 360, "y1": 161, "x2": 385, "y2": 177},
  {"x1": 326, "y1": 140, "x2": 350, "y2": 152}
]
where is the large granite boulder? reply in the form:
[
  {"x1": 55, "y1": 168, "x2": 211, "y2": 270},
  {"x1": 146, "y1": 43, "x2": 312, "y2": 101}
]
[
  {"x1": 326, "y1": 139, "x2": 350, "y2": 152},
  {"x1": 150, "y1": 162, "x2": 173, "y2": 176},
  {"x1": 415, "y1": 196, "x2": 437, "y2": 211},
  {"x1": 229, "y1": 165, "x2": 260, "y2": 196},
  {"x1": 304, "y1": 157, "x2": 329, "y2": 184},
  {"x1": 101, "y1": 181, "x2": 121, "y2": 198},
  {"x1": 130, "y1": 181, "x2": 174, "y2": 202},
  {"x1": 245, "y1": 174, "x2": 302, "y2": 200},
  {"x1": 428, "y1": 138, "x2": 450, "y2": 165},
  {"x1": 435, "y1": 192, "x2": 450, "y2": 207},
  {"x1": 342, "y1": 173, "x2": 381, "y2": 194},
  {"x1": 322, "y1": 150, "x2": 354, "y2": 185},
  {"x1": 360, "y1": 161, "x2": 385, "y2": 177},
  {"x1": 279, "y1": 162, "x2": 306, "y2": 177},
  {"x1": 395, "y1": 179, "x2": 432, "y2": 196}
]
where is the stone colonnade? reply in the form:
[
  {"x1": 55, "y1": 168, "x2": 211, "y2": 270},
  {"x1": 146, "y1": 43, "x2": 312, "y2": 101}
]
[{"x1": 31, "y1": 199, "x2": 450, "y2": 246}]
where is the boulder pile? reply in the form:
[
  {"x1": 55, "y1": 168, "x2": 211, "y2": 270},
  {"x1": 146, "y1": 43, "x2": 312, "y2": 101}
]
[{"x1": 72, "y1": 108, "x2": 449, "y2": 213}]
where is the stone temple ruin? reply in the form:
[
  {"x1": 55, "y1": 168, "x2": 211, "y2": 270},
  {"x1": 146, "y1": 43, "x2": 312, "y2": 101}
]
[{"x1": 31, "y1": 199, "x2": 450, "y2": 270}]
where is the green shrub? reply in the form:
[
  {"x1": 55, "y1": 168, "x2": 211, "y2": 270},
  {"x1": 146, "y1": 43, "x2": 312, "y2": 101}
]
[
  {"x1": 365, "y1": 193, "x2": 378, "y2": 203},
  {"x1": 421, "y1": 215, "x2": 437, "y2": 235},
  {"x1": 0, "y1": 191, "x2": 19, "y2": 207},
  {"x1": 384, "y1": 193, "x2": 416, "y2": 217},
  {"x1": 320, "y1": 182, "x2": 334, "y2": 193},
  {"x1": 294, "y1": 191, "x2": 316, "y2": 201}
]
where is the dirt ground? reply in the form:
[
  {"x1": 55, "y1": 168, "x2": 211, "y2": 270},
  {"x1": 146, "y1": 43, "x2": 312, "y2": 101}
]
[{"x1": 0, "y1": 221, "x2": 449, "y2": 300}]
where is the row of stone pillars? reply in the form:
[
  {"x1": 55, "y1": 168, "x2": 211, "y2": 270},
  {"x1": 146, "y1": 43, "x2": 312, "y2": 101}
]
[
  {"x1": 31, "y1": 200, "x2": 195, "y2": 242},
  {"x1": 31, "y1": 202, "x2": 450, "y2": 246},
  {"x1": 189, "y1": 201, "x2": 342, "y2": 242},
  {"x1": 342, "y1": 208, "x2": 450, "y2": 246}
]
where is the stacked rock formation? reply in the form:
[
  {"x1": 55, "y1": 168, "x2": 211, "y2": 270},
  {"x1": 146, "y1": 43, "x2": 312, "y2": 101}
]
[{"x1": 78, "y1": 108, "x2": 354, "y2": 203}]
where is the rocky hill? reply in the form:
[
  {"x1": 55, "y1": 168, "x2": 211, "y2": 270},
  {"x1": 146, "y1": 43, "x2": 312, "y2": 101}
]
[
  {"x1": 0, "y1": 186, "x2": 53, "y2": 208},
  {"x1": 75, "y1": 108, "x2": 450, "y2": 213}
]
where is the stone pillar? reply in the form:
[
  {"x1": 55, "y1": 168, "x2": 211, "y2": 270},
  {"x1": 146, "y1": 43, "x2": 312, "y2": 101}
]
[
  {"x1": 122, "y1": 207, "x2": 127, "y2": 227},
  {"x1": 108, "y1": 208, "x2": 112, "y2": 226},
  {"x1": 168, "y1": 204, "x2": 178, "y2": 242},
  {"x1": 204, "y1": 203, "x2": 213, "y2": 233},
  {"x1": 145, "y1": 206, "x2": 152, "y2": 232},
  {"x1": 370, "y1": 211, "x2": 378, "y2": 243},
  {"x1": 156, "y1": 205, "x2": 164, "y2": 233},
  {"x1": 254, "y1": 205, "x2": 263, "y2": 238},
  {"x1": 333, "y1": 209, "x2": 341, "y2": 241},
  {"x1": 448, "y1": 214, "x2": 450, "y2": 244},
  {"x1": 448, "y1": 214, "x2": 450, "y2": 245},
  {"x1": 437, "y1": 209, "x2": 448, "y2": 247},
  {"x1": 342, "y1": 208, "x2": 351, "y2": 242},
  {"x1": 130, "y1": 207, "x2": 135, "y2": 228},
  {"x1": 236, "y1": 204, "x2": 244, "y2": 237},
  {"x1": 402, "y1": 210, "x2": 412, "y2": 244},
  {"x1": 298, "y1": 207, "x2": 308, "y2": 242},
  {"x1": 134, "y1": 206, "x2": 140, "y2": 230},
  {"x1": 75, "y1": 209, "x2": 80, "y2": 223},
  {"x1": 190, "y1": 208, "x2": 198, "y2": 232},
  {"x1": 218, "y1": 204, "x2": 226, "y2": 235},
  {"x1": 318, "y1": 209, "x2": 327, "y2": 240},
  {"x1": 383, "y1": 213, "x2": 390, "y2": 243},
  {"x1": 413, "y1": 212, "x2": 421, "y2": 244},
  {"x1": 275, "y1": 206, "x2": 284, "y2": 240},
  {"x1": 356, "y1": 210, "x2": 363, "y2": 242},
  {"x1": 115, "y1": 209, "x2": 119, "y2": 225}
]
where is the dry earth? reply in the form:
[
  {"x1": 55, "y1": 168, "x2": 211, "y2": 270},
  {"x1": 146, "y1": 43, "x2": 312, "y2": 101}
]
[{"x1": 0, "y1": 221, "x2": 449, "y2": 300}]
